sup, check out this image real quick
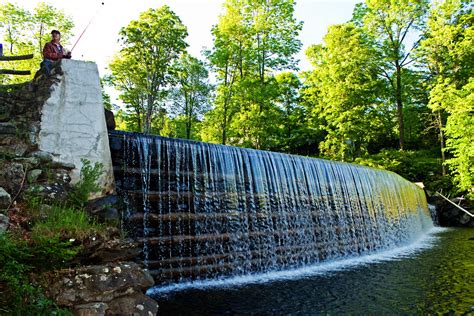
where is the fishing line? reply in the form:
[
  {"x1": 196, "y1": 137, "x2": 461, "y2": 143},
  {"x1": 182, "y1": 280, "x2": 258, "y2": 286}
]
[{"x1": 71, "y1": 2, "x2": 105, "y2": 53}]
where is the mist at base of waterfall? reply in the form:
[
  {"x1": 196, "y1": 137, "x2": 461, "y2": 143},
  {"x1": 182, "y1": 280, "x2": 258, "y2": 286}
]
[
  {"x1": 151, "y1": 228, "x2": 474, "y2": 315},
  {"x1": 147, "y1": 226, "x2": 444, "y2": 295}
]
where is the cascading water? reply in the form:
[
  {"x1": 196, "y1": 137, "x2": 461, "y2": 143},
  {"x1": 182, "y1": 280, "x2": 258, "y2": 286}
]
[{"x1": 109, "y1": 130, "x2": 433, "y2": 285}]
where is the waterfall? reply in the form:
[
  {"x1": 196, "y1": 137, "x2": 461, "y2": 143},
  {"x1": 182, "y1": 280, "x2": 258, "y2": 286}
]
[{"x1": 109, "y1": 131, "x2": 433, "y2": 285}]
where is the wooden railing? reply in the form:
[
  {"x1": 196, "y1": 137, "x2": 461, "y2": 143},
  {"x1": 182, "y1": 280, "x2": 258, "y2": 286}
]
[{"x1": 0, "y1": 54, "x2": 34, "y2": 76}]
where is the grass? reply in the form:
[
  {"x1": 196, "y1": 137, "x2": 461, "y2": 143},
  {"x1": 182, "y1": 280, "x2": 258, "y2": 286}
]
[
  {"x1": 31, "y1": 203, "x2": 104, "y2": 241},
  {"x1": 0, "y1": 159, "x2": 109, "y2": 314}
]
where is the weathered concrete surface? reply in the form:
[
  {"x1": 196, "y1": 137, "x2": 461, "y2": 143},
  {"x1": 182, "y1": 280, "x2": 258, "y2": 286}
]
[{"x1": 38, "y1": 60, "x2": 114, "y2": 197}]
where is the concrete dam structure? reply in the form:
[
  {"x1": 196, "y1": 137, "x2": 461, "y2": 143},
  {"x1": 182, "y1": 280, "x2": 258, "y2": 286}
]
[
  {"x1": 30, "y1": 60, "x2": 433, "y2": 287},
  {"x1": 109, "y1": 130, "x2": 434, "y2": 285}
]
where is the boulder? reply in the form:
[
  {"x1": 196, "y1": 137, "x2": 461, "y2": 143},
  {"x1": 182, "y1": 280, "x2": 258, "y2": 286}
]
[
  {"x1": 0, "y1": 163, "x2": 24, "y2": 195},
  {"x1": 106, "y1": 293, "x2": 158, "y2": 316},
  {"x1": 24, "y1": 182, "x2": 69, "y2": 202},
  {"x1": 49, "y1": 168, "x2": 72, "y2": 185},
  {"x1": 86, "y1": 239, "x2": 141, "y2": 264},
  {"x1": 46, "y1": 262, "x2": 154, "y2": 307},
  {"x1": 29, "y1": 150, "x2": 54, "y2": 163},
  {"x1": 0, "y1": 141, "x2": 28, "y2": 157},
  {"x1": 49, "y1": 161, "x2": 75, "y2": 170},
  {"x1": 13, "y1": 157, "x2": 40, "y2": 169},
  {"x1": 0, "y1": 187, "x2": 11, "y2": 209},
  {"x1": 14, "y1": 143, "x2": 28, "y2": 157},
  {"x1": 0, "y1": 213, "x2": 9, "y2": 233},
  {"x1": 86, "y1": 195, "x2": 121, "y2": 223},
  {"x1": 104, "y1": 108, "x2": 116, "y2": 130},
  {"x1": 434, "y1": 195, "x2": 474, "y2": 227},
  {"x1": 74, "y1": 302, "x2": 108, "y2": 316},
  {"x1": 27, "y1": 123, "x2": 40, "y2": 146},
  {"x1": 27, "y1": 169, "x2": 43, "y2": 183},
  {"x1": 87, "y1": 195, "x2": 120, "y2": 210}
]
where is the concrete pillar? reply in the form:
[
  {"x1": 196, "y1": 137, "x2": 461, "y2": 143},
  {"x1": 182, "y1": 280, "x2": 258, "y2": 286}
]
[{"x1": 39, "y1": 59, "x2": 114, "y2": 197}]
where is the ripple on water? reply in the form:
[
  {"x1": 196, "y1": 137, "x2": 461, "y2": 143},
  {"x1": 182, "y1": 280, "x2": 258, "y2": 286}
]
[{"x1": 151, "y1": 227, "x2": 474, "y2": 315}]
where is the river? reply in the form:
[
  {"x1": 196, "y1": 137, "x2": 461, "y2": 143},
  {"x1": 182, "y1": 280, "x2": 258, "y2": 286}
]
[{"x1": 150, "y1": 227, "x2": 474, "y2": 315}]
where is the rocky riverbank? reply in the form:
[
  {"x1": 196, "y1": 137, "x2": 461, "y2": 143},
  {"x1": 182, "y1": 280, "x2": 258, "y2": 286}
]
[{"x1": 429, "y1": 195, "x2": 474, "y2": 227}]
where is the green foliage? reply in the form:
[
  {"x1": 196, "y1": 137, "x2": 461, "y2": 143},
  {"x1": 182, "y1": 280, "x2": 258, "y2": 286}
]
[
  {"x1": 0, "y1": 232, "x2": 73, "y2": 314},
  {"x1": 355, "y1": 149, "x2": 455, "y2": 194},
  {"x1": 363, "y1": 0, "x2": 430, "y2": 150},
  {"x1": 0, "y1": 158, "x2": 107, "y2": 314},
  {"x1": 97, "y1": 0, "x2": 471, "y2": 198},
  {"x1": 435, "y1": 79, "x2": 474, "y2": 198},
  {"x1": 0, "y1": 2, "x2": 74, "y2": 84},
  {"x1": 100, "y1": 77, "x2": 113, "y2": 110},
  {"x1": 419, "y1": 0, "x2": 474, "y2": 199},
  {"x1": 31, "y1": 204, "x2": 104, "y2": 241},
  {"x1": 67, "y1": 159, "x2": 103, "y2": 208},
  {"x1": 202, "y1": 0, "x2": 303, "y2": 149},
  {"x1": 303, "y1": 23, "x2": 391, "y2": 160},
  {"x1": 169, "y1": 53, "x2": 212, "y2": 139},
  {"x1": 108, "y1": 5, "x2": 188, "y2": 134},
  {"x1": 273, "y1": 71, "x2": 310, "y2": 153}
]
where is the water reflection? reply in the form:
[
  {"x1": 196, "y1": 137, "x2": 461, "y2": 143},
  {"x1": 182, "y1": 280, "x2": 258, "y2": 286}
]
[{"x1": 153, "y1": 228, "x2": 474, "y2": 315}]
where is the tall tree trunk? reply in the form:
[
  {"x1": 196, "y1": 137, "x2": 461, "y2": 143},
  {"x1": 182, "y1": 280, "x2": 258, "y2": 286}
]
[
  {"x1": 134, "y1": 100, "x2": 142, "y2": 132},
  {"x1": 185, "y1": 93, "x2": 191, "y2": 139},
  {"x1": 145, "y1": 94, "x2": 154, "y2": 134},
  {"x1": 222, "y1": 102, "x2": 227, "y2": 145},
  {"x1": 437, "y1": 110, "x2": 446, "y2": 176},
  {"x1": 221, "y1": 62, "x2": 230, "y2": 145},
  {"x1": 395, "y1": 63, "x2": 404, "y2": 150},
  {"x1": 39, "y1": 24, "x2": 43, "y2": 54}
]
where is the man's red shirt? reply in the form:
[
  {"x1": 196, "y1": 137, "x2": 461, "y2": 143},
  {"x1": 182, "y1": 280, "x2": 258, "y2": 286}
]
[{"x1": 42, "y1": 41, "x2": 69, "y2": 61}]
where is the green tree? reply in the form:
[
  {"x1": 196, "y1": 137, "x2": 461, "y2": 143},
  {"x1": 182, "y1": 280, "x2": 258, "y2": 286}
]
[
  {"x1": 304, "y1": 23, "x2": 390, "y2": 161},
  {"x1": 110, "y1": 6, "x2": 188, "y2": 134},
  {"x1": 274, "y1": 71, "x2": 307, "y2": 152},
  {"x1": 32, "y1": 2, "x2": 74, "y2": 55},
  {"x1": 363, "y1": 0, "x2": 430, "y2": 150},
  {"x1": 107, "y1": 53, "x2": 147, "y2": 132},
  {"x1": 0, "y1": 3, "x2": 30, "y2": 54},
  {"x1": 419, "y1": 0, "x2": 473, "y2": 197},
  {"x1": 0, "y1": 2, "x2": 74, "y2": 84},
  {"x1": 204, "y1": 0, "x2": 302, "y2": 148},
  {"x1": 169, "y1": 54, "x2": 212, "y2": 139}
]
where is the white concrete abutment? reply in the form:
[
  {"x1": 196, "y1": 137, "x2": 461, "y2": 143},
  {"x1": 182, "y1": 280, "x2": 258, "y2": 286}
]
[{"x1": 38, "y1": 59, "x2": 114, "y2": 197}]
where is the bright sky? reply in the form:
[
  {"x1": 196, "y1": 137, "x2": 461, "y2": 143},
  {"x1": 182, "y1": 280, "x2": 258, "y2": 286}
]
[{"x1": 5, "y1": 0, "x2": 360, "y2": 101}]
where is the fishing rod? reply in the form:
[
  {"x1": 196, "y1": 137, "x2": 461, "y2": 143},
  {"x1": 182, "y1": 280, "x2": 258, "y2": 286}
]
[{"x1": 70, "y1": 2, "x2": 105, "y2": 53}]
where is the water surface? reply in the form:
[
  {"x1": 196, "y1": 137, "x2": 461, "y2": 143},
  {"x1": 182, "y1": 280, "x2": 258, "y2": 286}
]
[{"x1": 151, "y1": 228, "x2": 474, "y2": 315}]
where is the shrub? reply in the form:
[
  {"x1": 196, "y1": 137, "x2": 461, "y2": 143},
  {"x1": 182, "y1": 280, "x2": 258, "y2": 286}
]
[
  {"x1": 354, "y1": 149, "x2": 456, "y2": 195},
  {"x1": 0, "y1": 233, "x2": 73, "y2": 315},
  {"x1": 67, "y1": 159, "x2": 103, "y2": 207},
  {"x1": 0, "y1": 158, "x2": 110, "y2": 314}
]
